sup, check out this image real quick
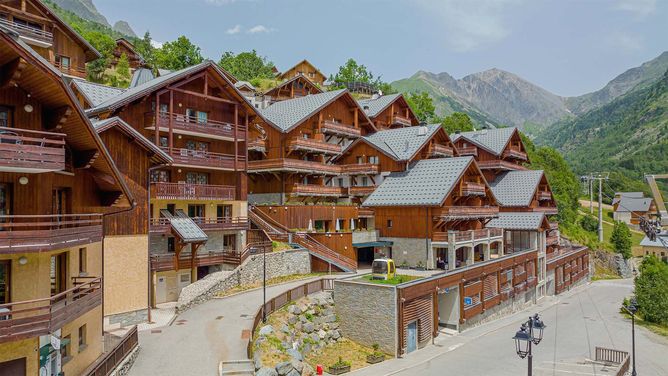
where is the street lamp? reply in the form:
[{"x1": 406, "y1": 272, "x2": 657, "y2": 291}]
[
  {"x1": 262, "y1": 242, "x2": 267, "y2": 323},
  {"x1": 623, "y1": 298, "x2": 638, "y2": 376},
  {"x1": 513, "y1": 314, "x2": 547, "y2": 376}
]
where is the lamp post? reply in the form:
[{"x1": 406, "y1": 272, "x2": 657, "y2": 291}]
[
  {"x1": 623, "y1": 298, "x2": 638, "y2": 376},
  {"x1": 512, "y1": 314, "x2": 546, "y2": 376},
  {"x1": 262, "y1": 243, "x2": 267, "y2": 323}
]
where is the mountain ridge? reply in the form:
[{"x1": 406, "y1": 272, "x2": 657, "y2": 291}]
[{"x1": 51, "y1": 0, "x2": 137, "y2": 37}]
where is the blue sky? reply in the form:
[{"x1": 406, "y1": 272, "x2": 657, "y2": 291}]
[{"x1": 96, "y1": 0, "x2": 667, "y2": 97}]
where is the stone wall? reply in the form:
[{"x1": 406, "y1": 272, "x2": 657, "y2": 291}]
[
  {"x1": 176, "y1": 250, "x2": 311, "y2": 313},
  {"x1": 334, "y1": 279, "x2": 397, "y2": 355},
  {"x1": 105, "y1": 308, "x2": 149, "y2": 329},
  {"x1": 249, "y1": 193, "x2": 285, "y2": 205},
  {"x1": 382, "y1": 237, "x2": 431, "y2": 268}
]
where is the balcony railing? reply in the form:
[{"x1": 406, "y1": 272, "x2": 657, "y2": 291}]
[
  {"x1": 548, "y1": 221, "x2": 559, "y2": 230},
  {"x1": 459, "y1": 181, "x2": 486, "y2": 196},
  {"x1": 391, "y1": 115, "x2": 412, "y2": 127},
  {"x1": 503, "y1": 148, "x2": 528, "y2": 161},
  {"x1": 0, "y1": 278, "x2": 101, "y2": 343},
  {"x1": 457, "y1": 146, "x2": 478, "y2": 157},
  {"x1": 151, "y1": 182, "x2": 236, "y2": 201},
  {"x1": 51, "y1": 60, "x2": 87, "y2": 78},
  {"x1": 477, "y1": 159, "x2": 527, "y2": 171},
  {"x1": 162, "y1": 147, "x2": 246, "y2": 170},
  {"x1": 288, "y1": 137, "x2": 342, "y2": 155},
  {"x1": 193, "y1": 217, "x2": 249, "y2": 231},
  {"x1": 147, "y1": 112, "x2": 246, "y2": 140},
  {"x1": 248, "y1": 158, "x2": 340, "y2": 175},
  {"x1": 432, "y1": 228, "x2": 503, "y2": 243},
  {"x1": 0, "y1": 127, "x2": 66, "y2": 173},
  {"x1": 537, "y1": 191, "x2": 552, "y2": 201},
  {"x1": 432, "y1": 206, "x2": 499, "y2": 220},
  {"x1": 348, "y1": 186, "x2": 376, "y2": 196},
  {"x1": 428, "y1": 144, "x2": 454, "y2": 158},
  {"x1": 0, "y1": 18, "x2": 53, "y2": 45},
  {"x1": 340, "y1": 163, "x2": 379, "y2": 175},
  {"x1": 533, "y1": 206, "x2": 558, "y2": 215},
  {"x1": 248, "y1": 138, "x2": 266, "y2": 153},
  {"x1": 0, "y1": 214, "x2": 103, "y2": 254},
  {"x1": 321, "y1": 120, "x2": 361, "y2": 138},
  {"x1": 546, "y1": 234, "x2": 559, "y2": 246},
  {"x1": 358, "y1": 208, "x2": 374, "y2": 218},
  {"x1": 290, "y1": 184, "x2": 346, "y2": 197}
]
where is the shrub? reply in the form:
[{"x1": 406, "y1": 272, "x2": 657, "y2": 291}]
[
  {"x1": 634, "y1": 256, "x2": 668, "y2": 325},
  {"x1": 580, "y1": 215, "x2": 599, "y2": 233}
]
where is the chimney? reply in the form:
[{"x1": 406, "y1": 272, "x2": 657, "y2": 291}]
[{"x1": 417, "y1": 125, "x2": 428, "y2": 136}]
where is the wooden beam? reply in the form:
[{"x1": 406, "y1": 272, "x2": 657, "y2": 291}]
[
  {"x1": 0, "y1": 57, "x2": 27, "y2": 89},
  {"x1": 73, "y1": 150, "x2": 99, "y2": 169},
  {"x1": 167, "y1": 87, "x2": 237, "y2": 104},
  {"x1": 43, "y1": 105, "x2": 72, "y2": 130}
]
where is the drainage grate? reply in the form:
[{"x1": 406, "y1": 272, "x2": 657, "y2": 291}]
[{"x1": 216, "y1": 316, "x2": 224, "y2": 320}]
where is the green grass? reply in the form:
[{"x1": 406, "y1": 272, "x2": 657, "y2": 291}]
[
  {"x1": 360, "y1": 274, "x2": 421, "y2": 285},
  {"x1": 621, "y1": 312, "x2": 668, "y2": 338}
]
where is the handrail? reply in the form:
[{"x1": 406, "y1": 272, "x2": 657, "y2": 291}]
[
  {"x1": 150, "y1": 182, "x2": 236, "y2": 200},
  {"x1": 83, "y1": 326, "x2": 138, "y2": 376},
  {"x1": 0, "y1": 18, "x2": 53, "y2": 42},
  {"x1": 147, "y1": 111, "x2": 246, "y2": 139}
]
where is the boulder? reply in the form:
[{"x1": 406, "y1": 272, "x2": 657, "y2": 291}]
[
  {"x1": 253, "y1": 350, "x2": 264, "y2": 370},
  {"x1": 281, "y1": 325, "x2": 291, "y2": 334},
  {"x1": 330, "y1": 322, "x2": 340, "y2": 330},
  {"x1": 291, "y1": 359, "x2": 304, "y2": 373},
  {"x1": 317, "y1": 329, "x2": 327, "y2": 340},
  {"x1": 294, "y1": 322, "x2": 303, "y2": 331},
  {"x1": 331, "y1": 330, "x2": 341, "y2": 340},
  {"x1": 303, "y1": 322, "x2": 315, "y2": 333},
  {"x1": 323, "y1": 314, "x2": 337, "y2": 323},
  {"x1": 310, "y1": 333, "x2": 319, "y2": 343},
  {"x1": 256, "y1": 367, "x2": 278, "y2": 376},
  {"x1": 287, "y1": 348, "x2": 303, "y2": 361},
  {"x1": 275, "y1": 361, "x2": 294, "y2": 376},
  {"x1": 259, "y1": 325, "x2": 274, "y2": 336},
  {"x1": 288, "y1": 305, "x2": 302, "y2": 315},
  {"x1": 288, "y1": 316, "x2": 297, "y2": 325},
  {"x1": 286, "y1": 370, "x2": 301, "y2": 376}
]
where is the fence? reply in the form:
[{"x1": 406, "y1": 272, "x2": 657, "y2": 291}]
[
  {"x1": 246, "y1": 278, "x2": 335, "y2": 358},
  {"x1": 84, "y1": 326, "x2": 139, "y2": 376},
  {"x1": 595, "y1": 347, "x2": 630, "y2": 376}
]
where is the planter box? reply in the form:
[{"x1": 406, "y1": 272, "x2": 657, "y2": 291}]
[
  {"x1": 366, "y1": 354, "x2": 385, "y2": 364},
  {"x1": 329, "y1": 365, "x2": 351, "y2": 375}
]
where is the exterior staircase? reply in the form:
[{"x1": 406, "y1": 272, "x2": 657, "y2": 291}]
[{"x1": 248, "y1": 207, "x2": 357, "y2": 272}]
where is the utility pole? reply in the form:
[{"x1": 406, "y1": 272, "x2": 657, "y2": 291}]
[
  {"x1": 589, "y1": 177, "x2": 594, "y2": 214},
  {"x1": 598, "y1": 178, "x2": 603, "y2": 242},
  {"x1": 585, "y1": 173, "x2": 609, "y2": 242}
]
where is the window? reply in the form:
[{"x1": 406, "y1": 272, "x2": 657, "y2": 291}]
[
  {"x1": 159, "y1": 136, "x2": 168, "y2": 148},
  {"x1": 56, "y1": 55, "x2": 71, "y2": 70},
  {"x1": 78, "y1": 248, "x2": 87, "y2": 274},
  {"x1": 387, "y1": 219, "x2": 393, "y2": 228},
  {"x1": 361, "y1": 177, "x2": 369, "y2": 186},
  {"x1": 337, "y1": 178, "x2": 344, "y2": 187},
  {"x1": 167, "y1": 237, "x2": 175, "y2": 253},
  {"x1": 186, "y1": 108, "x2": 196, "y2": 122},
  {"x1": 223, "y1": 234, "x2": 236, "y2": 250},
  {"x1": 369, "y1": 156, "x2": 379, "y2": 164},
  {"x1": 186, "y1": 172, "x2": 208, "y2": 185},
  {"x1": 356, "y1": 156, "x2": 364, "y2": 164},
  {"x1": 187, "y1": 204, "x2": 205, "y2": 219},
  {"x1": 78, "y1": 325, "x2": 87, "y2": 351},
  {"x1": 62, "y1": 335, "x2": 72, "y2": 361},
  {"x1": 197, "y1": 111, "x2": 208, "y2": 124},
  {"x1": 217, "y1": 205, "x2": 232, "y2": 218},
  {"x1": 0, "y1": 106, "x2": 12, "y2": 128},
  {"x1": 150, "y1": 170, "x2": 170, "y2": 183},
  {"x1": 159, "y1": 103, "x2": 169, "y2": 114}
]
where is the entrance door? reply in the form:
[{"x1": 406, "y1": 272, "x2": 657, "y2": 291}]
[
  {"x1": 0, "y1": 358, "x2": 25, "y2": 375},
  {"x1": 0, "y1": 260, "x2": 9, "y2": 304},
  {"x1": 406, "y1": 321, "x2": 418, "y2": 353},
  {"x1": 188, "y1": 204, "x2": 205, "y2": 220},
  {"x1": 156, "y1": 276, "x2": 167, "y2": 303}
]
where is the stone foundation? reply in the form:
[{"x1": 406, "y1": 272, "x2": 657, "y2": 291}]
[
  {"x1": 105, "y1": 309, "x2": 149, "y2": 329},
  {"x1": 382, "y1": 237, "x2": 431, "y2": 268}
]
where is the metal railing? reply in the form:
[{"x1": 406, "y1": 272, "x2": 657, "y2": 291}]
[{"x1": 0, "y1": 18, "x2": 53, "y2": 43}]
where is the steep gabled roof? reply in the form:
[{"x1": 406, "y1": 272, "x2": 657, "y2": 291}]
[
  {"x1": 451, "y1": 127, "x2": 518, "y2": 156},
  {"x1": 357, "y1": 93, "x2": 413, "y2": 119},
  {"x1": 115, "y1": 38, "x2": 144, "y2": 61},
  {"x1": 129, "y1": 68, "x2": 156, "y2": 88},
  {"x1": 264, "y1": 74, "x2": 323, "y2": 96},
  {"x1": 362, "y1": 157, "x2": 477, "y2": 207},
  {"x1": 615, "y1": 196, "x2": 653, "y2": 213},
  {"x1": 279, "y1": 59, "x2": 326, "y2": 80},
  {"x1": 71, "y1": 79, "x2": 125, "y2": 107},
  {"x1": 488, "y1": 212, "x2": 548, "y2": 231},
  {"x1": 92, "y1": 117, "x2": 172, "y2": 164},
  {"x1": 259, "y1": 89, "x2": 375, "y2": 133},
  {"x1": 235, "y1": 81, "x2": 256, "y2": 91},
  {"x1": 351, "y1": 124, "x2": 442, "y2": 161},
  {"x1": 489, "y1": 170, "x2": 544, "y2": 207}
]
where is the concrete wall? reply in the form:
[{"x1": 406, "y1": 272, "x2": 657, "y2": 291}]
[
  {"x1": 104, "y1": 235, "x2": 149, "y2": 317},
  {"x1": 61, "y1": 305, "x2": 104, "y2": 376},
  {"x1": 334, "y1": 279, "x2": 397, "y2": 355},
  {"x1": 352, "y1": 230, "x2": 379, "y2": 244},
  {"x1": 437, "y1": 286, "x2": 460, "y2": 329},
  {"x1": 0, "y1": 338, "x2": 38, "y2": 376},
  {"x1": 382, "y1": 237, "x2": 431, "y2": 268},
  {"x1": 248, "y1": 193, "x2": 284, "y2": 205}
]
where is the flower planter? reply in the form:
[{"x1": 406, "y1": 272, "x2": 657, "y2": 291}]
[
  {"x1": 366, "y1": 354, "x2": 385, "y2": 364},
  {"x1": 328, "y1": 365, "x2": 351, "y2": 375}
]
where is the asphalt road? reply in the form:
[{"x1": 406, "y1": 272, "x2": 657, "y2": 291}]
[{"x1": 354, "y1": 279, "x2": 668, "y2": 376}]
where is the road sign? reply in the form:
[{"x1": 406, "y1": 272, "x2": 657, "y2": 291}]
[{"x1": 464, "y1": 297, "x2": 473, "y2": 306}]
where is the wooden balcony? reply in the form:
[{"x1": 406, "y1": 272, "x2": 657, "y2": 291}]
[
  {"x1": 391, "y1": 115, "x2": 412, "y2": 127},
  {"x1": 151, "y1": 182, "x2": 236, "y2": 201},
  {"x1": 477, "y1": 159, "x2": 527, "y2": 171},
  {"x1": 459, "y1": 181, "x2": 486, "y2": 196},
  {"x1": 532, "y1": 206, "x2": 558, "y2": 215},
  {"x1": 162, "y1": 147, "x2": 246, "y2": 171},
  {"x1": 0, "y1": 127, "x2": 66, "y2": 173},
  {"x1": 537, "y1": 191, "x2": 552, "y2": 201},
  {"x1": 428, "y1": 144, "x2": 454, "y2": 158},
  {"x1": 0, "y1": 18, "x2": 53, "y2": 47},
  {"x1": 358, "y1": 208, "x2": 375, "y2": 218},
  {"x1": 546, "y1": 234, "x2": 559, "y2": 246},
  {"x1": 321, "y1": 120, "x2": 361, "y2": 138},
  {"x1": 288, "y1": 137, "x2": 342, "y2": 155},
  {"x1": 193, "y1": 217, "x2": 249, "y2": 231},
  {"x1": 503, "y1": 148, "x2": 528, "y2": 161},
  {"x1": 146, "y1": 112, "x2": 246, "y2": 141},
  {"x1": 248, "y1": 138, "x2": 266, "y2": 153},
  {"x1": 290, "y1": 184, "x2": 346, "y2": 197},
  {"x1": 248, "y1": 158, "x2": 340, "y2": 175},
  {"x1": 457, "y1": 146, "x2": 478, "y2": 157},
  {"x1": 150, "y1": 250, "x2": 241, "y2": 272},
  {"x1": 433, "y1": 206, "x2": 499, "y2": 221},
  {"x1": 432, "y1": 228, "x2": 503, "y2": 243},
  {"x1": 0, "y1": 214, "x2": 103, "y2": 254},
  {"x1": 340, "y1": 163, "x2": 379, "y2": 175},
  {"x1": 348, "y1": 186, "x2": 376, "y2": 196},
  {"x1": 0, "y1": 278, "x2": 101, "y2": 343},
  {"x1": 51, "y1": 60, "x2": 87, "y2": 78}
]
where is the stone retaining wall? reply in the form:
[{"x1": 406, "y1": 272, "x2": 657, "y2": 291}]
[{"x1": 176, "y1": 249, "x2": 311, "y2": 313}]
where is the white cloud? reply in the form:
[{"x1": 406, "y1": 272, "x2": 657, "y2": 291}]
[
  {"x1": 226, "y1": 24, "x2": 242, "y2": 35},
  {"x1": 247, "y1": 25, "x2": 275, "y2": 34},
  {"x1": 415, "y1": 0, "x2": 523, "y2": 52},
  {"x1": 614, "y1": 0, "x2": 656, "y2": 18},
  {"x1": 607, "y1": 32, "x2": 643, "y2": 53},
  {"x1": 150, "y1": 40, "x2": 163, "y2": 49}
]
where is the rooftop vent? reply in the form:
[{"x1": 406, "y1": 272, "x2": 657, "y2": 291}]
[{"x1": 417, "y1": 126, "x2": 428, "y2": 136}]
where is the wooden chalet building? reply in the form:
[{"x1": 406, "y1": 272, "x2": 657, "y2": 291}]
[
  {"x1": 86, "y1": 61, "x2": 266, "y2": 304},
  {"x1": 0, "y1": 27, "x2": 135, "y2": 376},
  {"x1": 451, "y1": 127, "x2": 529, "y2": 181},
  {"x1": 278, "y1": 59, "x2": 327, "y2": 86},
  {"x1": 358, "y1": 93, "x2": 419, "y2": 129},
  {"x1": 0, "y1": 0, "x2": 101, "y2": 78},
  {"x1": 111, "y1": 37, "x2": 146, "y2": 71},
  {"x1": 71, "y1": 78, "x2": 125, "y2": 110},
  {"x1": 265, "y1": 74, "x2": 322, "y2": 103}
]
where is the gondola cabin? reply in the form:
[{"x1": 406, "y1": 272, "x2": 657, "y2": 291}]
[{"x1": 372, "y1": 258, "x2": 396, "y2": 280}]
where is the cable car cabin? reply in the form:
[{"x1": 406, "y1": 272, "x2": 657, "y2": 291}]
[{"x1": 372, "y1": 258, "x2": 396, "y2": 280}]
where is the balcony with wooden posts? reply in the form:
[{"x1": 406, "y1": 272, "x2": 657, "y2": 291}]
[
  {"x1": 321, "y1": 120, "x2": 361, "y2": 138},
  {"x1": 151, "y1": 182, "x2": 236, "y2": 201},
  {"x1": 0, "y1": 278, "x2": 101, "y2": 343},
  {"x1": 358, "y1": 208, "x2": 375, "y2": 218},
  {"x1": 248, "y1": 138, "x2": 266, "y2": 153},
  {"x1": 503, "y1": 147, "x2": 528, "y2": 161},
  {"x1": 162, "y1": 147, "x2": 246, "y2": 171},
  {"x1": 0, "y1": 214, "x2": 103, "y2": 254},
  {"x1": 428, "y1": 143, "x2": 454, "y2": 158},
  {"x1": 458, "y1": 181, "x2": 486, "y2": 196},
  {"x1": 432, "y1": 228, "x2": 504, "y2": 243},
  {"x1": 348, "y1": 186, "x2": 376, "y2": 196},
  {"x1": 391, "y1": 115, "x2": 412, "y2": 127},
  {"x1": 0, "y1": 17, "x2": 53, "y2": 47},
  {"x1": 433, "y1": 206, "x2": 499, "y2": 221},
  {"x1": 340, "y1": 163, "x2": 379, "y2": 175},
  {"x1": 287, "y1": 135, "x2": 342, "y2": 155},
  {"x1": 457, "y1": 146, "x2": 478, "y2": 157},
  {"x1": 532, "y1": 205, "x2": 558, "y2": 215},
  {"x1": 51, "y1": 60, "x2": 87, "y2": 78},
  {"x1": 149, "y1": 216, "x2": 248, "y2": 234},
  {"x1": 0, "y1": 127, "x2": 66, "y2": 173},
  {"x1": 145, "y1": 112, "x2": 246, "y2": 141},
  {"x1": 477, "y1": 159, "x2": 527, "y2": 171},
  {"x1": 289, "y1": 184, "x2": 346, "y2": 197},
  {"x1": 248, "y1": 158, "x2": 340, "y2": 175},
  {"x1": 537, "y1": 190, "x2": 552, "y2": 201}
]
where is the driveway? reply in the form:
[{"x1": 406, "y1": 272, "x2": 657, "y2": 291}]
[{"x1": 351, "y1": 279, "x2": 668, "y2": 376}]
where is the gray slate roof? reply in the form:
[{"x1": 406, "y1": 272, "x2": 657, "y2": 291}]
[
  {"x1": 358, "y1": 93, "x2": 402, "y2": 118},
  {"x1": 639, "y1": 233, "x2": 668, "y2": 247},
  {"x1": 363, "y1": 157, "x2": 474, "y2": 206},
  {"x1": 489, "y1": 170, "x2": 544, "y2": 207},
  {"x1": 615, "y1": 196, "x2": 653, "y2": 213},
  {"x1": 487, "y1": 212, "x2": 546, "y2": 230},
  {"x1": 235, "y1": 81, "x2": 255, "y2": 90},
  {"x1": 259, "y1": 89, "x2": 346, "y2": 132},
  {"x1": 360, "y1": 124, "x2": 441, "y2": 161},
  {"x1": 130, "y1": 68, "x2": 156, "y2": 88},
  {"x1": 92, "y1": 117, "x2": 172, "y2": 163},
  {"x1": 72, "y1": 79, "x2": 125, "y2": 107},
  {"x1": 451, "y1": 127, "x2": 517, "y2": 156},
  {"x1": 612, "y1": 192, "x2": 644, "y2": 205}
]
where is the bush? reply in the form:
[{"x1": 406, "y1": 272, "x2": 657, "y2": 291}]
[
  {"x1": 580, "y1": 215, "x2": 599, "y2": 233},
  {"x1": 610, "y1": 221, "x2": 632, "y2": 259},
  {"x1": 634, "y1": 256, "x2": 668, "y2": 325}
]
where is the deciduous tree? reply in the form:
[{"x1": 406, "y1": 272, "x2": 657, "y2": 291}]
[
  {"x1": 218, "y1": 50, "x2": 275, "y2": 82},
  {"x1": 405, "y1": 91, "x2": 436, "y2": 123},
  {"x1": 610, "y1": 221, "x2": 632, "y2": 259},
  {"x1": 441, "y1": 112, "x2": 475, "y2": 134},
  {"x1": 634, "y1": 255, "x2": 668, "y2": 325},
  {"x1": 154, "y1": 36, "x2": 203, "y2": 71}
]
